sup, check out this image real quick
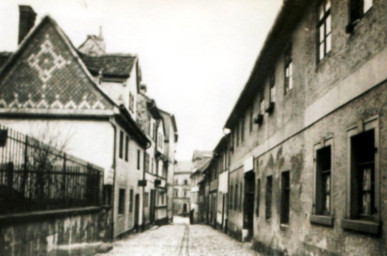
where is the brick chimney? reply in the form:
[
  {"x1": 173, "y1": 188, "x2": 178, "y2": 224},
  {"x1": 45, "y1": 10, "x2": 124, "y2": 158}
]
[{"x1": 18, "y1": 5, "x2": 36, "y2": 45}]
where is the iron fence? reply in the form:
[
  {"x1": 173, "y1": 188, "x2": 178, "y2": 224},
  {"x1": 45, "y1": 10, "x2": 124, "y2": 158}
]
[{"x1": 0, "y1": 124, "x2": 104, "y2": 215}]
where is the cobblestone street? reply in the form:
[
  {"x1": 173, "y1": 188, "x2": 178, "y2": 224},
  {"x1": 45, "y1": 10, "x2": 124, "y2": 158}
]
[{"x1": 100, "y1": 217, "x2": 261, "y2": 256}]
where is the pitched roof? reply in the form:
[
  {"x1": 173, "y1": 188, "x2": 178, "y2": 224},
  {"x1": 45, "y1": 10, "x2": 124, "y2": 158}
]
[
  {"x1": 176, "y1": 161, "x2": 194, "y2": 173},
  {"x1": 225, "y1": 0, "x2": 309, "y2": 128},
  {"x1": 0, "y1": 15, "x2": 116, "y2": 112},
  {"x1": 79, "y1": 52, "x2": 137, "y2": 78},
  {"x1": 192, "y1": 150, "x2": 212, "y2": 161},
  {"x1": 0, "y1": 15, "x2": 149, "y2": 147}
]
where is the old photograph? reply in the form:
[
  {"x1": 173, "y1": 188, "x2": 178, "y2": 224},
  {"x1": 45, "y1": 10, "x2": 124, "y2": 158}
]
[{"x1": 0, "y1": 0, "x2": 386, "y2": 255}]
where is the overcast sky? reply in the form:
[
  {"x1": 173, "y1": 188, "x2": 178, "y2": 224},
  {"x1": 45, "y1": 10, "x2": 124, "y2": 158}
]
[{"x1": 0, "y1": 0, "x2": 282, "y2": 161}]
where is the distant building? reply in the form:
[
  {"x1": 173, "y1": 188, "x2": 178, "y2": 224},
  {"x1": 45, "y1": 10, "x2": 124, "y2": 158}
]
[
  {"x1": 78, "y1": 27, "x2": 106, "y2": 56},
  {"x1": 190, "y1": 151, "x2": 212, "y2": 223},
  {"x1": 136, "y1": 89, "x2": 178, "y2": 226},
  {"x1": 173, "y1": 161, "x2": 193, "y2": 215}
]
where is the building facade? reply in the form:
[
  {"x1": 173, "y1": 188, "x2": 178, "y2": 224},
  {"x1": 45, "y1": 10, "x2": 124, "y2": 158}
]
[
  {"x1": 198, "y1": 0, "x2": 387, "y2": 255},
  {"x1": 173, "y1": 161, "x2": 193, "y2": 215},
  {"x1": 136, "y1": 91, "x2": 178, "y2": 226},
  {"x1": 190, "y1": 151, "x2": 212, "y2": 223},
  {"x1": 0, "y1": 6, "x2": 156, "y2": 239}
]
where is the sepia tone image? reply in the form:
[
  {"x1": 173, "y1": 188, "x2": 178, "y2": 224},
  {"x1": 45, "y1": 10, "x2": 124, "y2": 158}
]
[{"x1": 0, "y1": 0, "x2": 386, "y2": 255}]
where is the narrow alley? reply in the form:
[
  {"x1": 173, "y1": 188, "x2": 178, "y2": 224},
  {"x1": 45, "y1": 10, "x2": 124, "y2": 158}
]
[{"x1": 100, "y1": 217, "x2": 261, "y2": 256}]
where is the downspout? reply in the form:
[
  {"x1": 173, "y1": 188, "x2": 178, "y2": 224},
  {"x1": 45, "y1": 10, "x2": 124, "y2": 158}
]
[
  {"x1": 142, "y1": 141, "x2": 151, "y2": 231},
  {"x1": 109, "y1": 117, "x2": 117, "y2": 241}
]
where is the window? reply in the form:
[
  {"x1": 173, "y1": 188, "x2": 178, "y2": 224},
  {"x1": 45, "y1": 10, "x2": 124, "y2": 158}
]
[
  {"x1": 235, "y1": 183, "x2": 238, "y2": 210},
  {"x1": 316, "y1": 146, "x2": 331, "y2": 215},
  {"x1": 137, "y1": 150, "x2": 141, "y2": 170},
  {"x1": 119, "y1": 131, "x2": 124, "y2": 159},
  {"x1": 144, "y1": 152, "x2": 149, "y2": 172},
  {"x1": 256, "y1": 179, "x2": 261, "y2": 216},
  {"x1": 144, "y1": 192, "x2": 149, "y2": 207},
  {"x1": 125, "y1": 135, "x2": 129, "y2": 161},
  {"x1": 240, "y1": 118, "x2": 245, "y2": 142},
  {"x1": 284, "y1": 45, "x2": 293, "y2": 94},
  {"x1": 129, "y1": 189, "x2": 133, "y2": 213},
  {"x1": 236, "y1": 125, "x2": 239, "y2": 147},
  {"x1": 342, "y1": 118, "x2": 380, "y2": 235},
  {"x1": 118, "y1": 189, "x2": 125, "y2": 214},
  {"x1": 184, "y1": 179, "x2": 188, "y2": 185},
  {"x1": 260, "y1": 97, "x2": 265, "y2": 115},
  {"x1": 349, "y1": 0, "x2": 372, "y2": 24},
  {"x1": 265, "y1": 176, "x2": 272, "y2": 219},
  {"x1": 280, "y1": 171, "x2": 290, "y2": 224},
  {"x1": 318, "y1": 0, "x2": 332, "y2": 61},
  {"x1": 350, "y1": 129, "x2": 375, "y2": 219},
  {"x1": 249, "y1": 106, "x2": 253, "y2": 132},
  {"x1": 129, "y1": 92, "x2": 134, "y2": 112},
  {"x1": 230, "y1": 185, "x2": 234, "y2": 210},
  {"x1": 174, "y1": 189, "x2": 178, "y2": 197},
  {"x1": 269, "y1": 72, "x2": 276, "y2": 103},
  {"x1": 240, "y1": 183, "x2": 243, "y2": 212}
]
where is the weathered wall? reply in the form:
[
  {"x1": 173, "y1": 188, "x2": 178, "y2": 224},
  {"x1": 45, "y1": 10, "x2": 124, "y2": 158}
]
[
  {"x1": 225, "y1": 0, "x2": 387, "y2": 254},
  {"x1": 0, "y1": 207, "x2": 112, "y2": 256},
  {"x1": 253, "y1": 80, "x2": 386, "y2": 256},
  {"x1": 114, "y1": 122, "x2": 144, "y2": 237}
]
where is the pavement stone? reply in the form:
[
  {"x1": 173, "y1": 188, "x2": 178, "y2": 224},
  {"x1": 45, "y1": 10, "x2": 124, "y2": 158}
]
[{"x1": 98, "y1": 217, "x2": 261, "y2": 256}]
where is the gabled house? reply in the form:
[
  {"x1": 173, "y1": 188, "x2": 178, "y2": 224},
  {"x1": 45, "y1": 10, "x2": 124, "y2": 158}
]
[
  {"x1": 136, "y1": 89, "x2": 176, "y2": 226},
  {"x1": 0, "y1": 6, "x2": 150, "y2": 238}
]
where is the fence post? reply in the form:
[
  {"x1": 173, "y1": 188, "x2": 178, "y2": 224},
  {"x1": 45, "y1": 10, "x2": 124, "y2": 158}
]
[
  {"x1": 21, "y1": 135, "x2": 29, "y2": 195},
  {"x1": 62, "y1": 153, "x2": 67, "y2": 206},
  {"x1": 6, "y1": 162, "x2": 14, "y2": 189}
]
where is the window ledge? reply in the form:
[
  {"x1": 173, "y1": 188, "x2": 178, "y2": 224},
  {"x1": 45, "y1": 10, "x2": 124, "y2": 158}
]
[
  {"x1": 310, "y1": 214, "x2": 334, "y2": 227},
  {"x1": 280, "y1": 223, "x2": 289, "y2": 230},
  {"x1": 342, "y1": 219, "x2": 380, "y2": 235}
]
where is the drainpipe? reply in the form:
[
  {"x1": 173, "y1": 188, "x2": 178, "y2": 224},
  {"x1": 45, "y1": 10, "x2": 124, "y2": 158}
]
[
  {"x1": 142, "y1": 141, "x2": 151, "y2": 231},
  {"x1": 109, "y1": 117, "x2": 117, "y2": 241}
]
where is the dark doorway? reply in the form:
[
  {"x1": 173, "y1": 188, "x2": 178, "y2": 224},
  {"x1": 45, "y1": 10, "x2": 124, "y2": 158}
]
[
  {"x1": 183, "y1": 203, "x2": 187, "y2": 214},
  {"x1": 244, "y1": 171, "x2": 255, "y2": 241},
  {"x1": 150, "y1": 189, "x2": 155, "y2": 223},
  {"x1": 135, "y1": 194, "x2": 140, "y2": 229},
  {"x1": 222, "y1": 194, "x2": 225, "y2": 229}
]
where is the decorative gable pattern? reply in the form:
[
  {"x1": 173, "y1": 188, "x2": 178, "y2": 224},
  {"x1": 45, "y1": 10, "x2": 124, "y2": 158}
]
[{"x1": 0, "y1": 17, "x2": 114, "y2": 113}]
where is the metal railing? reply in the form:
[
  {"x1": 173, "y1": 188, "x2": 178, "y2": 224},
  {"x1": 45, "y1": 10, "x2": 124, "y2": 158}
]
[{"x1": 0, "y1": 124, "x2": 103, "y2": 215}]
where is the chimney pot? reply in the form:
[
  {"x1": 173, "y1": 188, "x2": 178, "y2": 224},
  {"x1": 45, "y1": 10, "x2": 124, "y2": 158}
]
[{"x1": 18, "y1": 5, "x2": 37, "y2": 45}]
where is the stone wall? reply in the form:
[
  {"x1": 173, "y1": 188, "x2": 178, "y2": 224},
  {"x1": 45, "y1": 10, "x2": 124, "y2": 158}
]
[{"x1": 0, "y1": 206, "x2": 112, "y2": 256}]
